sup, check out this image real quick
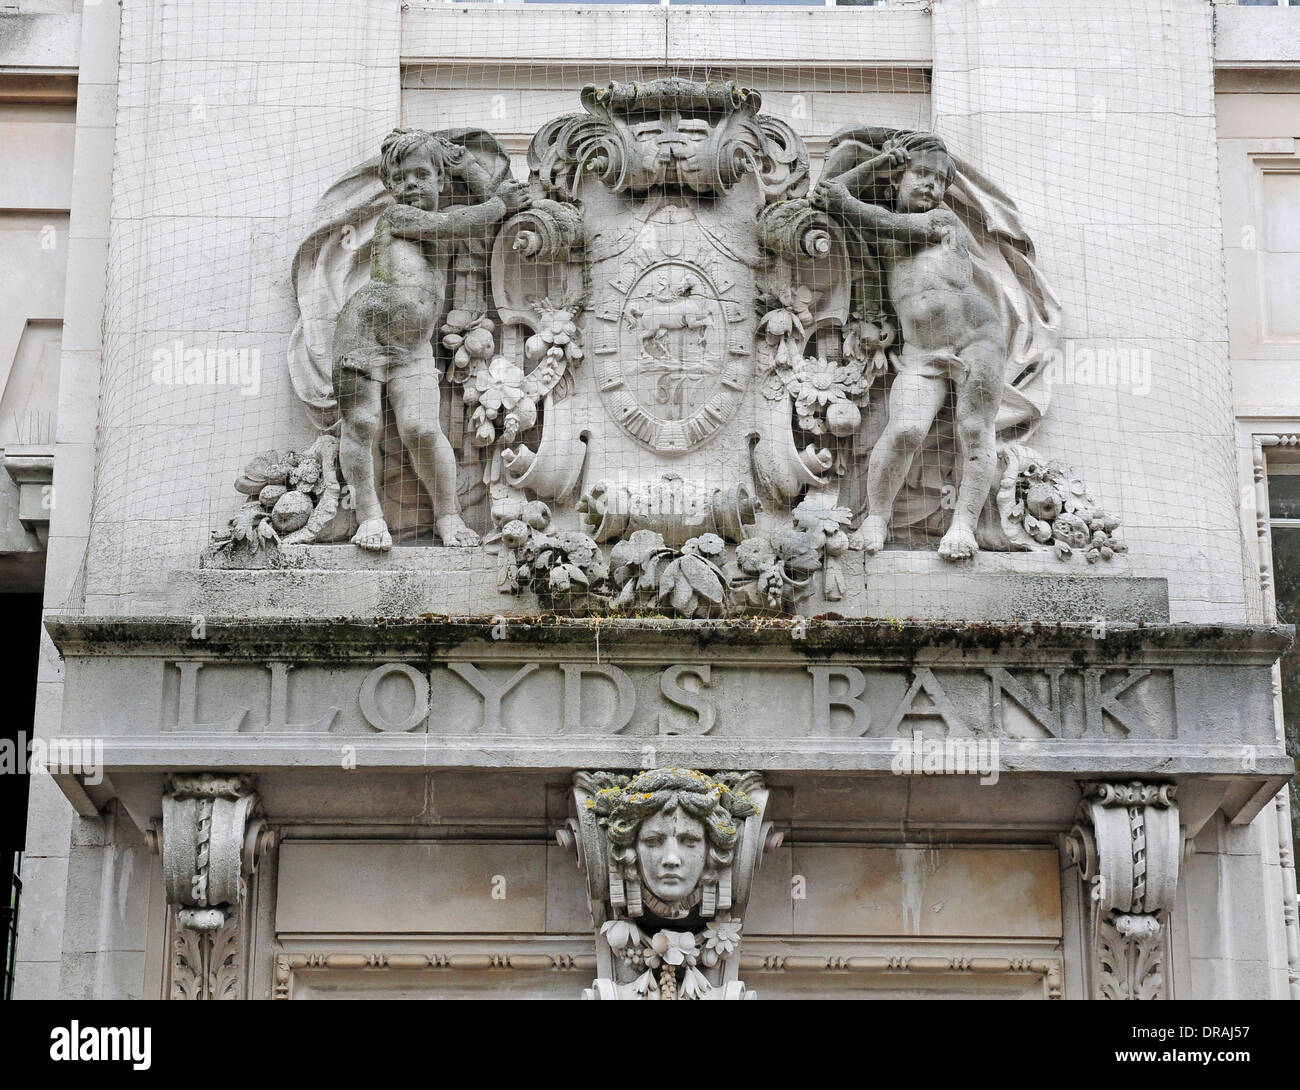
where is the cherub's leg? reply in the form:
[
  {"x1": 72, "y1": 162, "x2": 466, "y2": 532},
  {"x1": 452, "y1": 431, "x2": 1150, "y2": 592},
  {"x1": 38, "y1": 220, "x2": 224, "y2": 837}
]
[
  {"x1": 938, "y1": 340, "x2": 1003, "y2": 562},
  {"x1": 335, "y1": 366, "x2": 391, "y2": 550},
  {"x1": 388, "y1": 368, "x2": 480, "y2": 547},
  {"x1": 856, "y1": 371, "x2": 947, "y2": 554}
]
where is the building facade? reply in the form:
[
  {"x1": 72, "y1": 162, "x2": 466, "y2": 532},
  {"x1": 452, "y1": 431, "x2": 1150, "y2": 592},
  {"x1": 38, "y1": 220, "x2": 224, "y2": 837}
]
[{"x1": 3, "y1": 0, "x2": 1299, "y2": 1000}]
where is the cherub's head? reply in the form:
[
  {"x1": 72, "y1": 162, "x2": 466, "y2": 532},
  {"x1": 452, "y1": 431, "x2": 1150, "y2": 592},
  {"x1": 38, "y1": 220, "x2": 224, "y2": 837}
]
[
  {"x1": 893, "y1": 133, "x2": 955, "y2": 213},
  {"x1": 378, "y1": 128, "x2": 452, "y2": 211}
]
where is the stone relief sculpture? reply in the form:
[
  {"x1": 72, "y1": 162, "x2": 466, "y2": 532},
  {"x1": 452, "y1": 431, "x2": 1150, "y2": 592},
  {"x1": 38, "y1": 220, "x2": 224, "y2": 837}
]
[
  {"x1": 811, "y1": 133, "x2": 1005, "y2": 561},
  {"x1": 562, "y1": 767, "x2": 774, "y2": 1000},
  {"x1": 209, "y1": 79, "x2": 1125, "y2": 612}
]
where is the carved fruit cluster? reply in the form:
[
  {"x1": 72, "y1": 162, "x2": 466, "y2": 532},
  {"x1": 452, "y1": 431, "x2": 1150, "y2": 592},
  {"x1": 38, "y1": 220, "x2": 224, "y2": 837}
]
[
  {"x1": 494, "y1": 500, "x2": 608, "y2": 610},
  {"x1": 1004, "y1": 454, "x2": 1125, "y2": 562},
  {"x1": 441, "y1": 310, "x2": 496, "y2": 384},
  {"x1": 212, "y1": 438, "x2": 340, "y2": 553}
]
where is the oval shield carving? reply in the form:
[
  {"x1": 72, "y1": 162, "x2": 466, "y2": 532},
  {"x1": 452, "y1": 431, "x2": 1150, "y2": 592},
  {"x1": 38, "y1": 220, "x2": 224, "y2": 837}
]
[{"x1": 600, "y1": 261, "x2": 743, "y2": 452}]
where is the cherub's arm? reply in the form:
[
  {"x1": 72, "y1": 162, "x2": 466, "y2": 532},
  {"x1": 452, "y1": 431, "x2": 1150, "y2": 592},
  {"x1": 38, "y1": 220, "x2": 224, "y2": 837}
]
[
  {"x1": 383, "y1": 196, "x2": 507, "y2": 249},
  {"x1": 441, "y1": 143, "x2": 495, "y2": 201},
  {"x1": 829, "y1": 147, "x2": 904, "y2": 194},
  {"x1": 457, "y1": 159, "x2": 495, "y2": 202},
  {"x1": 811, "y1": 180, "x2": 942, "y2": 247}
]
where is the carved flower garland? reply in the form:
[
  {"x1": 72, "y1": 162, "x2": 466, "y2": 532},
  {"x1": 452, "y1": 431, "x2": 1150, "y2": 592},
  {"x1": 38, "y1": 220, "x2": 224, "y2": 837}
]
[
  {"x1": 757, "y1": 282, "x2": 819, "y2": 401},
  {"x1": 493, "y1": 497, "x2": 855, "y2": 617},
  {"x1": 757, "y1": 284, "x2": 886, "y2": 438},
  {"x1": 443, "y1": 300, "x2": 585, "y2": 482},
  {"x1": 598, "y1": 917, "x2": 745, "y2": 1000},
  {"x1": 465, "y1": 357, "x2": 535, "y2": 446}
]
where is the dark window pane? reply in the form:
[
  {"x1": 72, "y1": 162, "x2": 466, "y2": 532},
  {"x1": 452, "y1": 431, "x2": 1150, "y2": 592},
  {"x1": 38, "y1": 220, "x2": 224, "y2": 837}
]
[{"x1": 1269, "y1": 472, "x2": 1300, "y2": 520}]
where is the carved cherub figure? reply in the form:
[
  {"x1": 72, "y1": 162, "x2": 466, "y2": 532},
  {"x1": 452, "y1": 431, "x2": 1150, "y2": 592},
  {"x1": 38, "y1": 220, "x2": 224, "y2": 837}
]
[
  {"x1": 332, "y1": 128, "x2": 530, "y2": 550},
  {"x1": 811, "y1": 132, "x2": 1005, "y2": 561}
]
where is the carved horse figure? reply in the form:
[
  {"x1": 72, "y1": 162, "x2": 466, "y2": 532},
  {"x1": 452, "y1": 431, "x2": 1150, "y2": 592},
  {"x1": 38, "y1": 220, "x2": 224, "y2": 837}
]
[{"x1": 626, "y1": 276, "x2": 713, "y2": 359}]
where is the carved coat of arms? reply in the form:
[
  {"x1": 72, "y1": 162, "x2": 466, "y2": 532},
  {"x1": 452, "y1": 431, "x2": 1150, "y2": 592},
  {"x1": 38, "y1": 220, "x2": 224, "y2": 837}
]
[{"x1": 214, "y1": 77, "x2": 1123, "y2": 610}]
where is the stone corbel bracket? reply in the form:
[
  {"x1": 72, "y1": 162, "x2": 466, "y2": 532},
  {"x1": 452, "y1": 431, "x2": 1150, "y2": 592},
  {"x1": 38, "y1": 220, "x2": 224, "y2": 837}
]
[
  {"x1": 148, "y1": 773, "x2": 275, "y2": 1000},
  {"x1": 562, "y1": 767, "x2": 776, "y2": 1000},
  {"x1": 3, "y1": 451, "x2": 54, "y2": 546},
  {"x1": 1066, "y1": 781, "x2": 1181, "y2": 1000}
]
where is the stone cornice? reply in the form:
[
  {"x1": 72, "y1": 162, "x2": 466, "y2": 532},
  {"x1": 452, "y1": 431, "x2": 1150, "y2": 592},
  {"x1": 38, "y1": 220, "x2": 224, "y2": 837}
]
[{"x1": 44, "y1": 614, "x2": 1295, "y2": 666}]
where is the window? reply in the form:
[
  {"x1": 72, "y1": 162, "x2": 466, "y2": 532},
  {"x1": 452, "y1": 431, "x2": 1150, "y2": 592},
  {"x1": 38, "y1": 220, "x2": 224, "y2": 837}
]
[{"x1": 1269, "y1": 464, "x2": 1300, "y2": 848}]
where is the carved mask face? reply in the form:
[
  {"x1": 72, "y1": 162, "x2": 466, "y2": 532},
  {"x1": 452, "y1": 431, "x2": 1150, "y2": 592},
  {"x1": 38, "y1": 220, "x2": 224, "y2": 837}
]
[
  {"x1": 389, "y1": 147, "x2": 441, "y2": 212},
  {"x1": 636, "y1": 807, "x2": 707, "y2": 904},
  {"x1": 628, "y1": 112, "x2": 717, "y2": 192},
  {"x1": 896, "y1": 149, "x2": 951, "y2": 212}
]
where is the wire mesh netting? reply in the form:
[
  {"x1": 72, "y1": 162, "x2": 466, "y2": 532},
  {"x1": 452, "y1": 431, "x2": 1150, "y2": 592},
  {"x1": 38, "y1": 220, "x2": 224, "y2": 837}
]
[{"x1": 89, "y1": 0, "x2": 1246, "y2": 625}]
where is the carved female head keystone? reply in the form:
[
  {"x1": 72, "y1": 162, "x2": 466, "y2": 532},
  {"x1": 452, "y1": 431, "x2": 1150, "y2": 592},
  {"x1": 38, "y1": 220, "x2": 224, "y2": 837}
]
[{"x1": 596, "y1": 768, "x2": 759, "y2": 920}]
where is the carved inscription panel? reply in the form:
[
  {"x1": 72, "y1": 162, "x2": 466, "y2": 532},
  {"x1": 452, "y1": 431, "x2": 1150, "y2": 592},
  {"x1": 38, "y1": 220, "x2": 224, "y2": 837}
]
[{"x1": 147, "y1": 658, "x2": 1177, "y2": 740}]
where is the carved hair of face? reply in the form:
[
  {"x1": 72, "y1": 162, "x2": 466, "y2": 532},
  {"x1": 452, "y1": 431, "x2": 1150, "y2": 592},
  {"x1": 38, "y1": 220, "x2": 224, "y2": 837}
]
[
  {"x1": 378, "y1": 130, "x2": 450, "y2": 212},
  {"x1": 896, "y1": 146, "x2": 954, "y2": 214}
]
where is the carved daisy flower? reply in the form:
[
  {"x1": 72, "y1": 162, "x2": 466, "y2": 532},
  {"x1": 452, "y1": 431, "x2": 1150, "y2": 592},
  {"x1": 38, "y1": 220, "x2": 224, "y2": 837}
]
[
  {"x1": 792, "y1": 358, "x2": 849, "y2": 430},
  {"x1": 682, "y1": 533, "x2": 725, "y2": 559},
  {"x1": 700, "y1": 918, "x2": 743, "y2": 967}
]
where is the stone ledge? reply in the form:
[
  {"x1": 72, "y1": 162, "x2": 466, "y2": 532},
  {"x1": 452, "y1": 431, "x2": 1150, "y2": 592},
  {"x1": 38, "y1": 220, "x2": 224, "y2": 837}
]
[{"x1": 189, "y1": 546, "x2": 1168, "y2": 623}]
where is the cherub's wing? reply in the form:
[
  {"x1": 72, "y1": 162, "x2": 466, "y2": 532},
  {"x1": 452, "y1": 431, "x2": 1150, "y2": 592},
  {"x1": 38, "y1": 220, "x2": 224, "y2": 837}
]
[{"x1": 288, "y1": 157, "x2": 389, "y2": 433}]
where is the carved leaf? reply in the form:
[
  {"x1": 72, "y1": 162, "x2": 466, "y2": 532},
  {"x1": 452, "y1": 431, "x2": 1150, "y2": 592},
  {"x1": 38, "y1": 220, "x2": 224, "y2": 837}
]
[
  {"x1": 678, "y1": 554, "x2": 725, "y2": 604},
  {"x1": 170, "y1": 925, "x2": 204, "y2": 1001},
  {"x1": 212, "y1": 916, "x2": 243, "y2": 1001},
  {"x1": 614, "y1": 579, "x2": 638, "y2": 609}
]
